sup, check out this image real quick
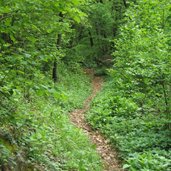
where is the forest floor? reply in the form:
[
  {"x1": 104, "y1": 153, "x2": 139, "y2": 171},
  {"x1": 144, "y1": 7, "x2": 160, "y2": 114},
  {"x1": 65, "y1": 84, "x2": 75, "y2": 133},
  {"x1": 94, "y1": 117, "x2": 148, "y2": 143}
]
[{"x1": 70, "y1": 69, "x2": 123, "y2": 171}]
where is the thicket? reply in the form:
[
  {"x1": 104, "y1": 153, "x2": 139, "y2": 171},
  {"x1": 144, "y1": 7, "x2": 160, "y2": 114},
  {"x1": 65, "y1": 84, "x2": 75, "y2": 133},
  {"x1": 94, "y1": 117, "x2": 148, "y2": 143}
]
[
  {"x1": 1, "y1": 64, "x2": 104, "y2": 170},
  {"x1": 68, "y1": 0, "x2": 127, "y2": 69},
  {"x1": 87, "y1": 0, "x2": 171, "y2": 170},
  {"x1": 0, "y1": 0, "x2": 104, "y2": 170},
  {"x1": 1, "y1": 0, "x2": 171, "y2": 170}
]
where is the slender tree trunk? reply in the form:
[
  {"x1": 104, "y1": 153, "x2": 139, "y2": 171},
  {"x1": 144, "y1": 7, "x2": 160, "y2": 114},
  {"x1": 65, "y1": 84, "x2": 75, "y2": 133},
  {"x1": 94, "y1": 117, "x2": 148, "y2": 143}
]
[
  {"x1": 161, "y1": 81, "x2": 169, "y2": 113},
  {"x1": 77, "y1": 26, "x2": 83, "y2": 42},
  {"x1": 123, "y1": 0, "x2": 127, "y2": 7},
  {"x1": 161, "y1": 80, "x2": 171, "y2": 129},
  {"x1": 52, "y1": 13, "x2": 63, "y2": 83},
  {"x1": 52, "y1": 60, "x2": 57, "y2": 83},
  {"x1": 88, "y1": 30, "x2": 94, "y2": 47}
]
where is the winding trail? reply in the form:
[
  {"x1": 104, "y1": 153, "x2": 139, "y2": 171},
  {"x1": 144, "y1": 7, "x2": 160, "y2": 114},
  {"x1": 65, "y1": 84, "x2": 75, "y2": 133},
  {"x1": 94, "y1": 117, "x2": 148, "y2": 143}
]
[{"x1": 70, "y1": 69, "x2": 122, "y2": 171}]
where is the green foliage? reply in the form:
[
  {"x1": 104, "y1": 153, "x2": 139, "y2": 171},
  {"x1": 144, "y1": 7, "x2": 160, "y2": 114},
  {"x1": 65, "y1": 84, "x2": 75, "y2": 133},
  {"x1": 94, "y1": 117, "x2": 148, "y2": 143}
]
[
  {"x1": 124, "y1": 151, "x2": 171, "y2": 171},
  {"x1": 65, "y1": 0, "x2": 127, "y2": 67},
  {"x1": 0, "y1": 0, "x2": 88, "y2": 97},
  {"x1": 1, "y1": 0, "x2": 171, "y2": 170},
  {"x1": 87, "y1": 81, "x2": 171, "y2": 170},
  {"x1": 87, "y1": 1, "x2": 171, "y2": 170},
  {"x1": 112, "y1": 0, "x2": 171, "y2": 116},
  {"x1": 0, "y1": 0, "x2": 105, "y2": 169},
  {"x1": 0, "y1": 66, "x2": 102, "y2": 170},
  {"x1": 57, "y1": 63, "x2": 91, "y2": 109}
]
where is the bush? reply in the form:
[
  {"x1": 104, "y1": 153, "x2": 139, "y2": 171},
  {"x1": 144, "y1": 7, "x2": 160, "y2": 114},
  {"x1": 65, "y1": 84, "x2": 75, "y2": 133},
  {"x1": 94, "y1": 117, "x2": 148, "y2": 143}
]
[
  {"x1": 0, "y1": 66, "x2": 102, "y2": 170},
  {"x1": 87, "y1": 80, "x2": 171, "y2": 170}
]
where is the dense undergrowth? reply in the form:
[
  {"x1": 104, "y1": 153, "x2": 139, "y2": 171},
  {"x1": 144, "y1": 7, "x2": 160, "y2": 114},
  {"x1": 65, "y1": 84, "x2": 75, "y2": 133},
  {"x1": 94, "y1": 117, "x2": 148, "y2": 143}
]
[
  {"x1": 87, "y1": 79, "x2": 171, "y2": 171},
  {"x1": 1, "y1": 0, "x2": 171, "y2": 170},
  {"x1": 87, "y1": 1, "x2": 171, "y2": 170},
  {"x1": 0, "y1": 64, "x2": 102, "y2": 171}
]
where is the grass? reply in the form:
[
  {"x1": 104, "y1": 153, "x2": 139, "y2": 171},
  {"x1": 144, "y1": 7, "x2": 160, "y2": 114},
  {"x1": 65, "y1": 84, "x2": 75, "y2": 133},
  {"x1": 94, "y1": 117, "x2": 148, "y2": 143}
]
[
  {"x1": 87, "y1": 79, "x2": 171, "y2": 171},
  {"x1": 0, "y1": 64, "x2": 103, "y2": 170}
]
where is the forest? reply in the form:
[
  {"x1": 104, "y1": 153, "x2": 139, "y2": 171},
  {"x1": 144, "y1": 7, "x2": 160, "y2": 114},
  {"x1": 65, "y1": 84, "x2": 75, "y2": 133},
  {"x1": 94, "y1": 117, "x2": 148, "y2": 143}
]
[{"x1": 0, "y1": 0, "x2": 171, "y2": 170}]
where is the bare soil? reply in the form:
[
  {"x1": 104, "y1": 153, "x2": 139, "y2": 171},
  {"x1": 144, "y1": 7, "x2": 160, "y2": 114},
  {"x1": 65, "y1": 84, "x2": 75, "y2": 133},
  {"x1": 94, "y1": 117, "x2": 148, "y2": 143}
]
[{"x1": 70, "y1": 69, "x2": 123, "y2": 171}]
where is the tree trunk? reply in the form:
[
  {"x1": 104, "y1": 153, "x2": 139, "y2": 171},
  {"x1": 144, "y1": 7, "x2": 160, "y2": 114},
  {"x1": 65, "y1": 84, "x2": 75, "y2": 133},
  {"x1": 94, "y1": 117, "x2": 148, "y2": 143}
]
[
  {"x1": 52, "y1": 13, "x2": 63, "y2": 83},
  {"x1": 123, "y1": 0, "x2": 127, "y2": 8},
  {"x1": 88, "y1": 30, "x2": 94, "y2": 47}
]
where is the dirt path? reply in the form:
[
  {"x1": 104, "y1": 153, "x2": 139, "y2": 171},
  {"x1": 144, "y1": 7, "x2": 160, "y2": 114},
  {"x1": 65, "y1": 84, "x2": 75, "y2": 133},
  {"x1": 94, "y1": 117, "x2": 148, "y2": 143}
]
[{"x1": 70, "y1": 69, "x2": 122, "y2": 171}]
